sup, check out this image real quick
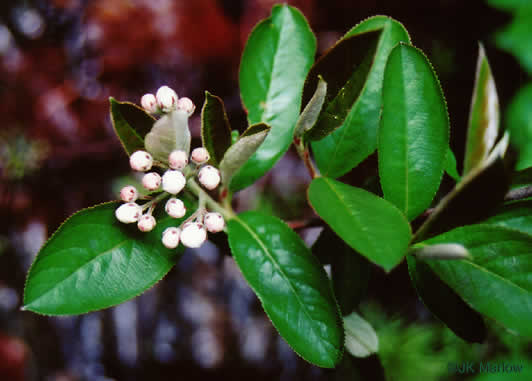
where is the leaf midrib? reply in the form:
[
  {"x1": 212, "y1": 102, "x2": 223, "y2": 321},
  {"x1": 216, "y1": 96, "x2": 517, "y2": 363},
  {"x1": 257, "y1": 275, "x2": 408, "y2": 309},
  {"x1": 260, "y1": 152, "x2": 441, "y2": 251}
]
[{"x1": 234, "y1": 216, "x2": 332, "y2": 345}]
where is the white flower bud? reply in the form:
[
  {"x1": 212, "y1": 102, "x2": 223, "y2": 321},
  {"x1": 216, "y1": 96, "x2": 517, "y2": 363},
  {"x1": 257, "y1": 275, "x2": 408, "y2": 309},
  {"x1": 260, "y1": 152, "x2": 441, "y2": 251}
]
[
  {"x1": 198, "y1": 165, "x2": 220, "y2": 190},
  {"x1": 204, "y1": 212, "x2": 225, "y2": 233},
  {"x1": 162, "y1": 227, "x2": 180, "y2": 249},
  {"x1": 165, "y1": 198, "x2": 186, "y2": 218},
  {"x1": 120, "y1": 185, "x2": 138, "y2": 202},
  {"x1": 156, "y1": 85, "x2": 178, "y2": 112},
  {"x1": 115, "y1": 202, "x2": 142, "y2": 224},
  {"x1": 130, "y1": 150, "x2": 153, "y2": 172},
  {"x1": 141, "y1": 93, "x2": 158, "y2": 113},
  {"x1": 142, "y1": 172, "x2": 161, "y2": 191},
  {"x1": 138, "y1": 214, "x2": 156, "y2": 232},
  {"x1": 176, "y1": 97, "x2": 195, "y2": 115},
  {"x1": 191, "y1": 147, "x2": 210, "y2": 164},
  {"x1": 168, "y1": 150, "x2": 188, "y2": 170},
  {"x1": 162, "y1": 170, "x2": 186, "y2": 194},
  {"x1": 180, "y1": 222, "x2": 207, "y2": 248}
]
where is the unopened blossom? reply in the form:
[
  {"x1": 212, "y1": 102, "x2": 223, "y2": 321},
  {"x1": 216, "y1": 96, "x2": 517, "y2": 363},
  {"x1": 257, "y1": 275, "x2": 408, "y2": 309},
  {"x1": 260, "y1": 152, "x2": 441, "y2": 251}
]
[
  {"x1": 141, "y1": 93, "x2": 158, "y2": 114},
  {"x1": 130, "y1": 150, "x2": 153, "y2": 172},
  {"x1": 162, "y1": 170, "x2": 186, "y2": 194},
  {"x1": 180, "y1": 222, "x2": 207, "y2": 248},
  {"x1": 198, "y1": 165, "x2": 220, "y2": 190},
  {"x1": 120, "y1": 185, "x2": 138, "y2": 202},
  {"x1": 191, "y1": 147, "x2": 210, "y2": 164},
  {"x1": 165, "y1": 198, "x2": 186, "y2": 218},
  {"x1": 142, "y1": 172, "x2": 161, "y2": 191},
  {"x1": 204, "y1": 212, "x2": 225, "y2": 233},
  {"x1": 169, "y1": 150, "x2": 188, "y2": 170},
  {"x1": 137, "y1": 215, "x2": 156, "y2": 232},
  {"x1": 115, "y1": 203, "x2": 142, "y2": 224},
  {"x1": 176, "y1": 97, "x2": 195, "y2": 115},
  {"x1": 156, "y1": 85, "x2": 178, "y2": 113},
  {"x1": 162, "y1": 227, "x2": 180, "y2": 249}
]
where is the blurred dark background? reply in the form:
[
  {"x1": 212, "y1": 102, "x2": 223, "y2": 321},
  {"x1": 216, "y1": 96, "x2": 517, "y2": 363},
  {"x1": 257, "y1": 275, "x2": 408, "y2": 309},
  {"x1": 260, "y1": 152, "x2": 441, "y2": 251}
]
[{"x1": 0, "y1": 1, "x2": 529, "y2": 380}]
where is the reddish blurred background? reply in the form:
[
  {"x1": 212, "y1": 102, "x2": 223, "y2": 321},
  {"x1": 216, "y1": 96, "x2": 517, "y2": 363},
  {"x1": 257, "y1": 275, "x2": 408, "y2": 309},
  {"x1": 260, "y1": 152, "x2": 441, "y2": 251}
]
[{"x1": 0, "y1": 1, "x2": 524, "y2": 380}]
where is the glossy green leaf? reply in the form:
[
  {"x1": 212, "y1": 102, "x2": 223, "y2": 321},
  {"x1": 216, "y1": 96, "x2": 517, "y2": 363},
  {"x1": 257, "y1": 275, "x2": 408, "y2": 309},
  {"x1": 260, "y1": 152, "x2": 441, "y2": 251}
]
[
  {"x1": 343, "y1": 311, "x2": 379, "y2": 358},
  {"x1": 227, "y1": 211, "x2": 343, "y2": 368},
  {"x1": 308, "y1": 177, "x2": 411, "y2": 272},
  {"x1": 406, "y1": 255, "x2": 486, "y2": 342},
  {"x1": 312, "y1": 16, "x2": 411, "y2": 178},
  {"x1": 487, "y1": 0, "x2": 532, "y2": 11},
  {"x1": 379, "y1": 43, "x2": 449, "y2": 221},
  {"x1": 294, "y1": 76, "x2": 327, "y2": 139},
  {"x1": 413, "y1": 156, "x2": 509, "y2": 242},
  {"x1": 444, "y1": 147, "x2": 461, "y2": 182},
  {"x1": 200, "y1": 91, "x2": 232, "y2": 166},
  {"x1": 109, "y1": 98, "x2": 155, "y2": 156},
  {"x1": 312, "y1": 227, "x2": 370, "y2": 314},
  {"x1": 463, "y1": 44, "x2": 500, "y2": 175},
  {"x1": 511, "y1": 167, "x2": 532, "y2": 189},
  {"x1": 507, "y1": 83, "x2": 532, "y2": 170},
  {"x1": 423, "y1": 224, "x2": 532, "y2": 338},
  {"x1": 484, "y1": 199, "x2": 532, "y2": 236},
  {"x1": 145, "y1": 110, "x2": 191, "y2": 164},
  {"x1": 23, "y1": 200, "x2": 195, "y2": 315},
  {"x1": 233, "y1": 4, "x2": 316, "y2": 191},
  {"x1": 302, "y1": 30, "x2": 381, "y2": 141},
  {"x1": 219, "y1": 123, "x2": 270, "y2": 186}
]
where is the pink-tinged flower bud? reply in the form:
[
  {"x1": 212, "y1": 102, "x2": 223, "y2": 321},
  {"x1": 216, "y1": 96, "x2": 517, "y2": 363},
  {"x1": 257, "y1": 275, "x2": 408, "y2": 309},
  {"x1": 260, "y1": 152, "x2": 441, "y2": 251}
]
[
  {"x1": 162, "y1": 170, "x2": 186, "y2": 194},
  {"x1": 120, "y1": 185, "x2": 138, "y2": 202},
  {"x1": 168, "y1": 150, "x2": 188, "y2": 170},
  {"x1": 180, "y1": 222, "x2": 207, "y2": 248},
  {"x1": 204, "y1": 212, "x2": 225, "y2": 233},
  {"x1": 191, "y1": 147, "x2": 210, "y2": 164},
  {"x1": 176, "y1": 97, "x2": 195, "y2": 115},
  {"x1": 138, "y1": 214, "x2": 156, "y2": 232},
  {"x1": 142, "y1": 172, "x2": 161, "y2": 191},
  {"x1": 130, "y1": 150, "x2": 153, "y2": 172},
  {"x1": 165, "y1": 198, "x2": 186, "y2": 218},
  {"x1": 162, "y1": 227, "x2": 180, "y2": 249},
  {"x1": 198, "y1": 165, "x2": 220, "y2": 190},
  {"x1": 115, "y1": 202, "x2": 142, "y2": 224},
  {"x1": 156, "y1": 85, "x2": 178, "y2": 113},
  {"x1": 141, "y1": 93, "x2": 158, "y2": 113}
]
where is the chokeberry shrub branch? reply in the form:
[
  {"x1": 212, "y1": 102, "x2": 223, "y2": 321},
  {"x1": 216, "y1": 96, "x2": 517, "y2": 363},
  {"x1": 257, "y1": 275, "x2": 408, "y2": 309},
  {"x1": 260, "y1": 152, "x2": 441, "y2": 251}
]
[{"x1": 22, "y1": 4, "x2": 532, "y2": 373}]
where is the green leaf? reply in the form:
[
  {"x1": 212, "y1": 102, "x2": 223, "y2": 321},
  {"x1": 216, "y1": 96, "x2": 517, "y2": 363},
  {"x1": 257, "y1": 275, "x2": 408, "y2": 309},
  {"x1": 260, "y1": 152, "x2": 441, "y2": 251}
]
[
  {"x1": 294, "y1": 76, "x2": 327, "y2": 139},
  {"x1": 302, "y1": 30, "x2": 381, "y2": 141},
  {"x1": 484, "y1": 199, "x2": 532, "y2": 236},
  {"x1": 444, "y1": 147, "x2": 461, "y2": 182},
  {"x1": 219, "y1": 123, "x2": 270, "y2": 186},
  {"x1": 23, "y1": 200, "x2": 195, "y2": 315},
  {"x1": 511, "y1": 167, "x2": 532, "y2": 189},
  {"x1": 308, "y1": 177, "x2": 411, "y2": 272},
  {"x1": 233, "y1": 4, "x2": 316, "y2": 191},
  {"x1": 413, "y1": 156, "x2": 509, "y2": 242},
  {"x1": 422, "y1": 224, "x2": 532, "y2": 338},
  {"x1": 507, "y1": 83, "x2": 532, "y2": 170},
  {"x1": 145, "y1": 110, "x2": 191, "y2": 164},
  {"x1": 200, "y1": 91, "x2": 232, "y2": 166},
  {"x1": 487, "y1": 0, "x2": 532, "y2": 11},
  {"x1": 343, "y1": 311, "x2": 379, "y2": 358},
  {"x1": 495, "y1": 7, "x2": 532, "y2": 75},
  {"x1": 463, "y1": 44, "x2": 500, "y2": 175},
  {"x1": 379, "y1": 43, "x2": 449, "y2": 221},
  {"x1": 227, "y1": 211, "x2": 343, "y2": 368},
  {"x1": 109, "y1": 98, "x2": 155, "y2": 156},
  {"x1": 312, "y1": 227, "x2": 370, "y2": 314},
  {"x1": 406, "y1": 255, "x2": 486, "y2": 343},
  {"x1": 312, "y1": 16, "x2": 411, "y2": 178}
]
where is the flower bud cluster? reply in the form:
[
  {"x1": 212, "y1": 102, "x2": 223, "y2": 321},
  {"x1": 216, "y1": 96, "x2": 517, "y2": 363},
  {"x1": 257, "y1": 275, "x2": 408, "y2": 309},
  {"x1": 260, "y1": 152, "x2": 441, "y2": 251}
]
[
  {"x1": 116, "y1": 134, "x2": 225, "y2": 249},
  {"x1": 140, "y1": 85, "x2": 195, "y2": 116}
]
